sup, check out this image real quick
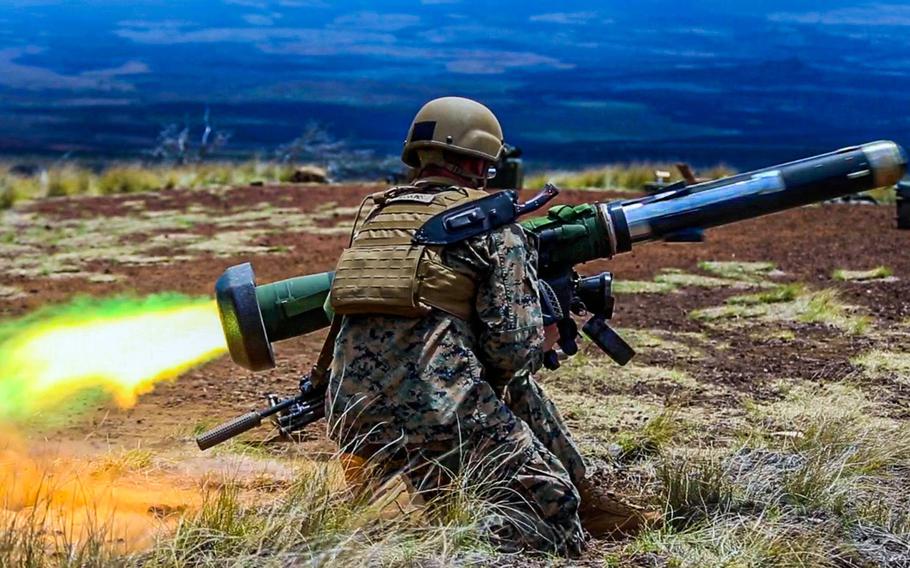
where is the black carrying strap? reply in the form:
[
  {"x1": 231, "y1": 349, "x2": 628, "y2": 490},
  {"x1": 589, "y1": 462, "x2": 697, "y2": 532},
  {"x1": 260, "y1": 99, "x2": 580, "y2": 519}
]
[
  {"x1": 413, "y1": 184, "x2": 560, "y2": 246},
  {"x1": 310, "y1": 317, "x2": 342, "y2": 387}
]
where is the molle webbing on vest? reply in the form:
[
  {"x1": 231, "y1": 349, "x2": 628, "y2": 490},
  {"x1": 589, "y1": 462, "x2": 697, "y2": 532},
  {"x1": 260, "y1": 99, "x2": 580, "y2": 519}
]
[{"x1": 330, "y1": 186, "x2": 488, "y2": 320}]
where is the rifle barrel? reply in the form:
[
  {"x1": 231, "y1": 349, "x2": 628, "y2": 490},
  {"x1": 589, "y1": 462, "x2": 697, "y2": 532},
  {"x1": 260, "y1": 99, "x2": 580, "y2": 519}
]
[{"x1": 195, "y1": 396, "x2": 299, "y2": 450}]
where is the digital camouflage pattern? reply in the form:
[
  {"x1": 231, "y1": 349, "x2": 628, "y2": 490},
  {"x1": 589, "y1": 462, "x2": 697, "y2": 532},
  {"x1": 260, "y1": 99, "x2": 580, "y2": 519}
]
[
  {"x1": 505, "y1": 370, "x2": 588, "y2": 486},
  {"x1": 326, "y1": 218, "x2": 586, "y2": 555}
]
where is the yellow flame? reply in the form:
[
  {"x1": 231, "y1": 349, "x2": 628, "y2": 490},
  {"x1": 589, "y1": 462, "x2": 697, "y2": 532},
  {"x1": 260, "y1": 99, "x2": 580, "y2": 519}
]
[{"x1": 0, "y1": 297, "x2": 227, "y2": 420}]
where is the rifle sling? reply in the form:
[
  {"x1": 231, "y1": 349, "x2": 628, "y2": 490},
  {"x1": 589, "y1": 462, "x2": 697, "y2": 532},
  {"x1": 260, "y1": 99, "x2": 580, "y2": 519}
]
[{"x1": 310, "y1": 317, "x2": 341, "y2": 387}]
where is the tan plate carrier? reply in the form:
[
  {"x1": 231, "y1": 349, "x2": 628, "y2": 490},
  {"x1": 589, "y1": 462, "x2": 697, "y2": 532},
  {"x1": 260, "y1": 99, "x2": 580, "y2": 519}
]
[{"x1": 330, "y1": 185, "x2": 489, "y2": 321}]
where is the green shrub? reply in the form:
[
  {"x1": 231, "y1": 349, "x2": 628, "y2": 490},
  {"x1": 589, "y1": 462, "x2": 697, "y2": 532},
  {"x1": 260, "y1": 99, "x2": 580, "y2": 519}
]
[
  {"x1": 47, "y1": 167, "x2": 95, "y2": 197},
  {"x1": 98, "y1": 167, "x2": 163, "y2": 194},
  {"x1": 0, "y1": 174, "x2": 43, "y2": 206}
]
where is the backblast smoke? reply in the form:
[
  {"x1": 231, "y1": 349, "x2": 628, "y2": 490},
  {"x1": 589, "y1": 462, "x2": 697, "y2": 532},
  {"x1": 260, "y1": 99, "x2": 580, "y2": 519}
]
[
  {"x1": 0, "y1": 294, "x2": 229, "y2": 554},
  {"x1": 0, "y1": 294, "x2": 227, "y2": 421}
]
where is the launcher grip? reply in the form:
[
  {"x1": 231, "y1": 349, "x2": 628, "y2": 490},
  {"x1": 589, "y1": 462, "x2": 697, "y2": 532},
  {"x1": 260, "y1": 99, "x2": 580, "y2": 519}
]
[{"x1": 196, "y1": 411, "x2": 262, "y2": 450}]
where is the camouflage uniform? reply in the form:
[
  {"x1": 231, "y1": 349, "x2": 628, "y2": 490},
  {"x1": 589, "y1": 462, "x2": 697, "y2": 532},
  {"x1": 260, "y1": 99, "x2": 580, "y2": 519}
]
[{"x1": 326, "y1": 221, "x2": 587, "y2": 555}]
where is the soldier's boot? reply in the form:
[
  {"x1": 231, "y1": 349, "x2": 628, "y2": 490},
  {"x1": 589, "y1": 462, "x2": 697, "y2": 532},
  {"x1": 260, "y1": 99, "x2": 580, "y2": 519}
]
[
  {"x1": 339, "y1": 452, "x2": 427, "y2": 521},
  {"x1": 576, "y1": 477, "x2": 662, "y2": 538}
]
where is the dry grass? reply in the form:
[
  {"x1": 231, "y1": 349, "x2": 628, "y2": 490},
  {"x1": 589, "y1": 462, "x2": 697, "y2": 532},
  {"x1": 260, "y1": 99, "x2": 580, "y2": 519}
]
[
  {"x1": 600, "y1": 381, "x2": 910, "y2": 566},
  {"x1": 853, "y1": 349, "x2": 910, "y2": 384},
  {"x1": 614, "y1": 262, "x2": 778, "y2": 298},
  {"x1": 525, "y1": 163, "x2": 736, "y2": 191},
  {"x1": 697, "y1": 261, "x2": 778, "y2": 282},
  {"x1": 654, "y1": 269, "x2": 752, "y2": 290},
  {"x1": 94, "y1": 447, "x2": 155, "y2": 475},
  {"x1": 145, "y1": 466, "x2": 499, "y2": 567},
  {"x1": 0, "y1": 162, "x2": 313, "y2": 210},
  {"x1": 833, "y1": 266, "x2": 894, "y2": 282},
  {"x1": 0, "y1": 450, "x2": 504, "y2": 568},
  {"x1": 613, "y1": 280, "x2": 678, "y2": 294},
  {"x1": 692, "y1": 286, "x2": 871, "y2": 335}
]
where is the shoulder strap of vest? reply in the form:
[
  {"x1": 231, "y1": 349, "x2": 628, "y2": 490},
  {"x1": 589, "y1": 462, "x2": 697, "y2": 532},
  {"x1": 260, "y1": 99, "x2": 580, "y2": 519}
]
[
  {"x1": 413, "y1": 184, "x2": 560, "y2": 245},
  {"x1": 308, "y1": 316, "x2": 341, "y2": 388}
]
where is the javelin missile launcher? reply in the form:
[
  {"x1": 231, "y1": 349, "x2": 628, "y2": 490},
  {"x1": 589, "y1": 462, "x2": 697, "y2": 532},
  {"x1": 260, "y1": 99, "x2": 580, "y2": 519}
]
[{"x1": 197, "y1": 141, "x2": 906, "y2": 451}]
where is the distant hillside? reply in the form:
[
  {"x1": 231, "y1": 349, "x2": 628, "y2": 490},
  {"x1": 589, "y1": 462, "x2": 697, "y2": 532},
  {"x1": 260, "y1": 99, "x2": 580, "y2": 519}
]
[{"x1": 0, "y1": 1, "x2": 907, "y2": 168}]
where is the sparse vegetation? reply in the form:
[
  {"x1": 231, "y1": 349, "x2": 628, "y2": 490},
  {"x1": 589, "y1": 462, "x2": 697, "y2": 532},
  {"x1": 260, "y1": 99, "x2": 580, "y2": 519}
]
[
  {"x1": 141, "y1": 467, "x2": 494, "y2": 567},
  {"x1": 0, "y1": 161, "x2": 325, "y2": 210},
  {"x1": 0, "y1": 160, "x2": 732, "y2": 210},
  {"x1": 1, "y1": 167, "x2": 906, "y2": 566},
  {"x1": 616, "y1": 409, "x2": 683, "y2": 460},
  {"x1": 654, "y1": 270, "x2": 750, "y2": 289},
  {"x1": 833, "y1": 266, "x2": 894, "y2": 282},
  {"x1": 853, "y1": 349, "x2": 910, "y2": 382},
  {"x1": 526, "y1": 163, "x2": 736, "y2": 191},
  {"x1": 727, "y1": 283, "x2": 806, "y2": 305},
  {"x1": 0, "y1": 451, "x2": 512, "y2": 567},
  {"x1": 800, "y1": 289, "x2": 871, "y2": 334},
  {"x1": 95, "y1": 447, "x2": 155, "y2": 474},
  {"x1": 602, "y1": 382, "x2": 910, "y2": 566},
  {"x1": 98, "y1": 167, "x2": 166, "y2": 195},
  {"x1": 692, "y1": 286, "x2": 871, "y2": 334},
  {"x1": 698, "y1": 261, "x2": 778, "y2": 282},
  {"x1": 613, "y1": 279, "x2": 677, "y2": 294}
]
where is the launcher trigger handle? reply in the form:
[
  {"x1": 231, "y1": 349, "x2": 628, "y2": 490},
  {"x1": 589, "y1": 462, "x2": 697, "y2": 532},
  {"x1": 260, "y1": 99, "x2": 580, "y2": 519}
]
[{"x1": 516, "y1": 183, "x2": 560, "y2": 217}]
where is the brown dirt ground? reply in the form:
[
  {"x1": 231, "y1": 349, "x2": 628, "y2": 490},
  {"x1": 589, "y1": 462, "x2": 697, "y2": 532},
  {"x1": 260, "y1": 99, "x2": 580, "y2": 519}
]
[{"x1": 2, "y1": 183, "x2": 909, "y2": 462}]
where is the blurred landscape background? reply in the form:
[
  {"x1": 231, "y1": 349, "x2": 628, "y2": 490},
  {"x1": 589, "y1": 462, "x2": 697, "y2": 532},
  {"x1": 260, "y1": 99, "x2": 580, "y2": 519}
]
[{"x1": 1, "y1": 0, "x2": 908, "y2": 172}]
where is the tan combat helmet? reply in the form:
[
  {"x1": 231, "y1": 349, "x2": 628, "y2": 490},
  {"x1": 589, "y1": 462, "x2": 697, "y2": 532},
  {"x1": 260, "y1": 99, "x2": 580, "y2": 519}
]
[{"x1": 402, "y1": 97, "x2": 504, "y2": 169}]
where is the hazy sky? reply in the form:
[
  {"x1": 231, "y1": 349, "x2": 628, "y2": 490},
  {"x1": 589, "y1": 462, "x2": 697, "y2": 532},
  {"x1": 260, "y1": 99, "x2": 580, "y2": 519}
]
[{"x1": 1, "y1": 1, "x2": 908, "y2": 165}]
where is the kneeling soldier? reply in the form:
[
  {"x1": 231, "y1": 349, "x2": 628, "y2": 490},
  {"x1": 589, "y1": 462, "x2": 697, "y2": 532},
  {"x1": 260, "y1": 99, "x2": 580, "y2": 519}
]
[{"x1": 326, "y1": 96, "x2": 659, "y2": 555}]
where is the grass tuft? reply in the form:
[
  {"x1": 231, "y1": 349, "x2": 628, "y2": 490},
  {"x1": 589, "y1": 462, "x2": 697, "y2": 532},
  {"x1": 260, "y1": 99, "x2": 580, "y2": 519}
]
[
  {"x1": 698, "y1": 261, "x2": 777, "y2": 282},
  {"x1": 654, "y1": 270, "x2": 747, "y2": 289},
  {"x1": 692, "y1": 286, "x2": 870, "y2": 334},
  {"x1": 47, "y1": 167, "x2": 96, "y2": 197},
  {"x1": 727, "y1": 283, "x2": 806, "y2": 305},
  {"x1": 853, "y1": 349, "x2": 910, "y2": 382},
  {"x1": 95, "y1": 447, "x2": 155, "y2": 475},
  {"x1": 832, "y1": 266, "x2": 894, "y2": 282},
  {"x1": 98, "y1": 167, "x2": 165, "y2": 195},
  {"x1": 656, "y1": 450, "x2": 734, "y2": 521},
  {"x1": 143, "y1": 459, "x2": 497, "y2": 567},
  {"x1": 616, "y1": 409, "x2": 683, "y2": 460},
  {"x1": 799, "y1": 289, "x2": 871, "y2": 334}
]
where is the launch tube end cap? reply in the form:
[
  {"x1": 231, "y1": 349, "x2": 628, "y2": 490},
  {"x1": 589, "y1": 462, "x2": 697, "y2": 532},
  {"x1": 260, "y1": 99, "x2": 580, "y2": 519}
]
[
  {"x1": 215, "y1": 262, "x2": 276, "y2": 372},
  {"x1": 861, "y1": 140, "x2": 907, "y2": 189}
]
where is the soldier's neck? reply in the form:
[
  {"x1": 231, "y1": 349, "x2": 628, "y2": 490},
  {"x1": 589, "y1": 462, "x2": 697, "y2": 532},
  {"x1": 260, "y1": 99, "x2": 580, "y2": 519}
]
[{"x1": 415, "y1": 166, "x2": 481, "y2": 189}]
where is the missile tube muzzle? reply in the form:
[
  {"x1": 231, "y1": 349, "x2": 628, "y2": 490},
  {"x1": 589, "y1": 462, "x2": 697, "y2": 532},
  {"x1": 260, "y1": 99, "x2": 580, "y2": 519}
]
[
  {"x1": 215, "y1": 263, "x2": 334, "y2": 371},
  {"x1": 598, "y1": 140, "x2": 907, "y2": 251}
]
